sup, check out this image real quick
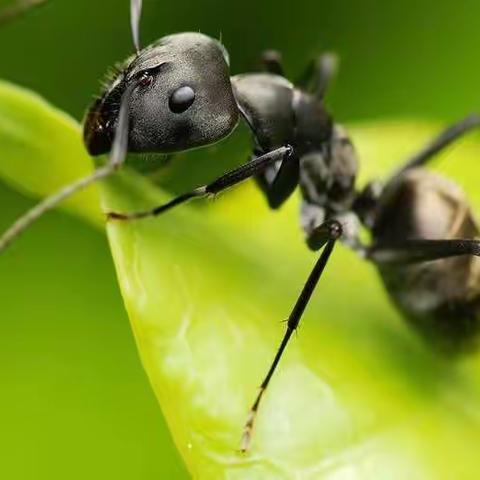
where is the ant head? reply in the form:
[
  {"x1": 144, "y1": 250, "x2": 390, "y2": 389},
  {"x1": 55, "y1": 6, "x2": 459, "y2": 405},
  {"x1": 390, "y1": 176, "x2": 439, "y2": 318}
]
[{"x1": 84, "y1": 32, "x2": 239, "y2": 156}]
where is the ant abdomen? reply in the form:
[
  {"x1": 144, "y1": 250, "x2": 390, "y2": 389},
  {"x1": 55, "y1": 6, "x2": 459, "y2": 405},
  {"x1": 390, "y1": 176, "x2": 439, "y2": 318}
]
[{"x1": 372, "y1": 168, "x2": 480, "y2": 354}]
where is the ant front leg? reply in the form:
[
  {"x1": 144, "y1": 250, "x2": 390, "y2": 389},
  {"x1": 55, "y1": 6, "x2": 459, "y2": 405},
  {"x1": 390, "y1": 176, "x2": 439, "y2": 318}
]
[
  {"x1": 107, "y1": 145, "x2": 293, "y2": 220},
  {"x1": 240, "y1": 219, "x2": 342, "y2": 453}
]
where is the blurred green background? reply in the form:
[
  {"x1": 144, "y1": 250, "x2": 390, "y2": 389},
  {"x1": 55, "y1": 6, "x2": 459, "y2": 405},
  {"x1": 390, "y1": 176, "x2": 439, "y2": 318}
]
[{"x1": 0, "y1": 0, "x2": 478, "y2": 478}]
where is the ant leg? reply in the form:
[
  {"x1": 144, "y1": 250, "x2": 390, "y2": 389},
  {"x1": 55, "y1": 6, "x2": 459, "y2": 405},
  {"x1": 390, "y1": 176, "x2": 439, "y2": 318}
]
[
  {"x1": 261, "y1": 50, "x2": 285, "y2": 76},
  {"x1": 296, "y1": 52, "x2": 339, "y2": 100},
  {"x1": 254, "y1": 150, "x2": 300, "y2": 209},
  {"x1": 0, "y1": 0, "x2": 46, "y2": 26},
  {"x1": 389, "y1": 114, "x2": 480, "y2": 182},
  {"x1": 368, "y1": 239, "x2": 480, "y2": 265},
  {"x1": 0, "y1": 86, "x2": 133, "y2": 254},
  {"x1": 315, "y1": 53, "x2": 339, "y2": 100},
  {"x1": 240, "y1": 220, "x2": 342, "y2": 452},
  {"x1": 107, "y1": 145, "x2": 293, "y2": 220}
]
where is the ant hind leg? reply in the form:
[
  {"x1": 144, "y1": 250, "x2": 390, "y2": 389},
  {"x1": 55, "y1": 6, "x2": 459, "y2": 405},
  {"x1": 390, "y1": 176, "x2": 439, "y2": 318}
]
[
  {"x1": 388, "y1": 114, "x2": 480, "y2": 184},
  {"x1": 368, "y1": 239, "x2": 480, "y2": 265}
]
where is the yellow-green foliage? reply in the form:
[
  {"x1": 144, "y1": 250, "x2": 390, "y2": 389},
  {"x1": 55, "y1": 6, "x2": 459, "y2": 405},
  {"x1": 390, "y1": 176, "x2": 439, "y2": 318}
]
[{"x1": 1, "y1": 80, "x2": 480, "y2": 479}]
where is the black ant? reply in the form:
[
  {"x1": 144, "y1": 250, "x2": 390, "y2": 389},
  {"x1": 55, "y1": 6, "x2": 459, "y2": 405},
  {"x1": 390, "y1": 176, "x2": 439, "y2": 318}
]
[{"x1": 1, "y1": 0, "x2": 479, "y2": 453}]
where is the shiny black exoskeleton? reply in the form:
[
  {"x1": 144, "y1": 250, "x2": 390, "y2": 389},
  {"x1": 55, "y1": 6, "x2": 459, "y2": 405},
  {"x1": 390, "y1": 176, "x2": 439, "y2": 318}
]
[
  {"x1": 84, "y1": 33, "x2": 360, "y2": 250},
  {"x1": 2, "y1": 0, "x2": 480, "y2": 452},
  {"x1": 80, "y1": 27, "x2": 480, "y2": 449}
]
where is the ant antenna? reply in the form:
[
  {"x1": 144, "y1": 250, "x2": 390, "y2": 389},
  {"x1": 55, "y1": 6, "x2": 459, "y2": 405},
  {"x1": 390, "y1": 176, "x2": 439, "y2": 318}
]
[
  {"x1": 0, "y1": 0, "x2": 146, "y2": 253},
  {"x1": 130, "y1": 0, "x2": 143, "y2": 53},
  {"x1": 0, "y1": 0, "x2": 47, "y2": 26},
  {"x1": 0, "y1": 86, "x2": 134, "y2": 255}
]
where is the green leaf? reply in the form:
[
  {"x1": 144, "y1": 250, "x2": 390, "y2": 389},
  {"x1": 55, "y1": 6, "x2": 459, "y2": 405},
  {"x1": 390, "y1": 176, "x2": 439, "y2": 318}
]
[
  {"x1": 0, "y1": 79, "x2": 102, "y2": 226},
  {"x1": 101, "y1": 133, "x2": 480, "y2": 479},
  {"x1": 2, "y1": 82, "x2": 480, "y2": 479}
]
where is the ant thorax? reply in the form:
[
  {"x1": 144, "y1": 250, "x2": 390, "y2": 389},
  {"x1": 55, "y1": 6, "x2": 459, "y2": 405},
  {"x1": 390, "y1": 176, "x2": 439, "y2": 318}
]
[
  {"x1": 232, "y1": 73, "x2": 360, "y2": 249},
  {"x1": 298, "y1": 124, "x2": 360, "y2": 250}
]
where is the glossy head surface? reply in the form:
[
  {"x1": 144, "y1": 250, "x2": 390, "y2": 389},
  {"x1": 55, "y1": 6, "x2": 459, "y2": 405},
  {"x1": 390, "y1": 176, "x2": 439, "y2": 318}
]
[{"x1": 84, "y1": 32, "x2": 239, "y2": 155}]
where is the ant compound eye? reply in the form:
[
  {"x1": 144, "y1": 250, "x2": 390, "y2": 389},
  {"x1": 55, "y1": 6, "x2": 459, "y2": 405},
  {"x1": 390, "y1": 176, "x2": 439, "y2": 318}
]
[
  {"x1": 169, "y1": 86, "x2": 195, "y2": 114},
  {"x1": 138, "y1": 72, "x2": 153, "y2": 88}
]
